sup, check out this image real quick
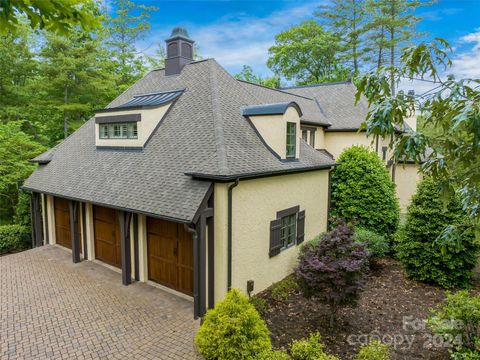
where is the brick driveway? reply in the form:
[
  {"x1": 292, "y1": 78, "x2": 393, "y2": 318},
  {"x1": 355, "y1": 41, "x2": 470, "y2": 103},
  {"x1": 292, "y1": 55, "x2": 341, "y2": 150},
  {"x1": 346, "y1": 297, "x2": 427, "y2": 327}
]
[{"x1": 0, "y1": 245, "x2": 199, "y2": 359}]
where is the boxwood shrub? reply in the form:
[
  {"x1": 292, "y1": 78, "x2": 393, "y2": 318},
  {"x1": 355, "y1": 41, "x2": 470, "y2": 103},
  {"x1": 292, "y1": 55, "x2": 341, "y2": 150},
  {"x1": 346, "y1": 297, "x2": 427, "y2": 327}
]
[
  {"x1": 0, "y1": 224, "x2": 30, "y2": 255},
  {"x1": 353, "y1": 228, "x2": 389, "y2": 258},
  {"x1": 330, "y1": 145, "x2": 400, "y2": 238},
  {"x1": 395, "y1": 177, "x2": 479, "y2": 288}
]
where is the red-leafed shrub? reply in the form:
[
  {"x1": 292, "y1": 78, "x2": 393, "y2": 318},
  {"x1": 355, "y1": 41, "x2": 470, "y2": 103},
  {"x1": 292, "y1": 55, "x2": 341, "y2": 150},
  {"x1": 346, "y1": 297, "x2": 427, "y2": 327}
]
[{"x1": 295, "y1": 220, "x2": 370, "y2": 326}]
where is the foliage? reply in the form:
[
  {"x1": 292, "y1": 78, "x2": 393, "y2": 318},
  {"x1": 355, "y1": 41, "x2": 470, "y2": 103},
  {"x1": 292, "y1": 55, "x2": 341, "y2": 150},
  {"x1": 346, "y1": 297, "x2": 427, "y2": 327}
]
[
  {"x1": 355, "y1": 39, "x2": 480, "y2": 231},
  {"x1": 267, "y1": 20, "x2": 349, "y2": 85},
  {"x1": 290, "y1": 332, "x2": 340, "y2": 360},
  {"x1": 249, "y1": 296, "x2": 267, "y2": 315},
  {"x1": 353, "y1": 228, "x2": 389, "y2": 257},
  {"x1": 295, "y1": 220, "x2": 369, "y2": 326},
  {"x1": 300, "y1": 233, "x2": 323, "y2": 255},
  {"x1": 450, "y1": 348, "x2": 480, "y2": 360},
  {"x1": 428, "y1": 291, "x2": 480, "y2": 355},
  {"x1": 354, "y1": 340, "x2": 391, "y2": 360},
  {"x1": 195, "y1": 289, "x2": 272, "y2": 359},
  {"x1": 258, "y1": 349, "x2": 292, "y2": 360},
  {"x1": 234, "y1": 65, "x2": 281, "y2": 89},
  {"x1": 330, "y1": 145, "x2": 400, "y2": 238},
  {"x1": 14, "y1": 191, "x2": 32, "y2": 228},
  {"x1": 396, "y1": 178, "x2": 479, "y2": 288},
  {"x1": 0, "y1": 0, "x2": 100, "y2": 34},
  {"x1": 270, "y1": 276, "x2": 299, "y2": 302},
  {"x1": 0, "y1": 224, "x2": 30, "y2": 254}
]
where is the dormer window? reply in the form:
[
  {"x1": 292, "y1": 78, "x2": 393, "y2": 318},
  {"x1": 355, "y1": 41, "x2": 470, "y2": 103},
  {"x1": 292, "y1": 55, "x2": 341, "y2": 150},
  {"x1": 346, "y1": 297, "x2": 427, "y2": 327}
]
[
  {"x1": 99, "y1": 123, "x2": 138, "y2": 139},
  {"x1": 286, "y1": 122, "x2": 296, "y2": 158}
]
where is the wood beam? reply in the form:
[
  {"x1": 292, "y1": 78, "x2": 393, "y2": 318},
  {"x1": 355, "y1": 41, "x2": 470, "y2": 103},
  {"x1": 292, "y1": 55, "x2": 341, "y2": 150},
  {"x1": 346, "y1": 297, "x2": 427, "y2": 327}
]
[
  {"x1": 118, "y1": 211, "x2": 133, "y2": 285},
  {"x1": 69, "y1": 200, "x2": 80, "y2": 263}
]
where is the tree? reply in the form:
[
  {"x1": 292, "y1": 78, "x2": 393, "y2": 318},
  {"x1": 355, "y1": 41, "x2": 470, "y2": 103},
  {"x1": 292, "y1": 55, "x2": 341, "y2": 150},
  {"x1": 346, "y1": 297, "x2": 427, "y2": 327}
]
[
  {"x1": 396, "y1": 177, "x2": 479, "y2": 288},
  {"x1": 0, "y1": 122, "x2": 45, "y2": 223},
  {"x1": 355, "y1": 38, "x2": 480, "y2": 230},
  {"x1": 295, "y1": 221, "x2": 369, "y2": 327},
  {"x1": 234, "y1": 65, "x2": 281, "y2": 88},
  {"x1": 267, "y1": 20, "x2": 350, "y2": 85},
  {"x1": 0, "y1": 0, "x2": 100, "y2": 34},
  {"x1": 330, "y1": 145, "x2": 400, "y2": 238},
  {"x1": 315, "y1": 0, "x2": 367, "y2": 74},
  {"x1": 104, "y1": 0, "x2": 158, "y2": 89}
]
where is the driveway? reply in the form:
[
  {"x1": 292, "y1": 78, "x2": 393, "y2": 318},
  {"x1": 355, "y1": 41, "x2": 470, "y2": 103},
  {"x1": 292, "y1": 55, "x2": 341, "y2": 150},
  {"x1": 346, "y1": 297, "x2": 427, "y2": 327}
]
[{"x1": 0, "y1": 245, "x2": 199, "y2": 359}]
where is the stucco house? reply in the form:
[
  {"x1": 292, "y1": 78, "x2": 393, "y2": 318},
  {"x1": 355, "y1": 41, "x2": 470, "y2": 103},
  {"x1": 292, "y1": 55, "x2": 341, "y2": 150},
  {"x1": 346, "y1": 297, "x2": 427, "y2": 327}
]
[{"x1": 23, "y1": 28, "x2": 420, "y2": 318}]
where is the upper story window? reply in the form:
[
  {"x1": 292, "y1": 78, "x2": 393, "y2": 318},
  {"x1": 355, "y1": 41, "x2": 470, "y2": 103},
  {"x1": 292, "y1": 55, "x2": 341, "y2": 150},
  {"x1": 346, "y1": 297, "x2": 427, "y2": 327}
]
[
  {"x1": 99, "y1": 123, "x2": 138, "y2": 139},
  {"x1": 286, "y1": 122, "x2": 296, "y2": 158},
  {"x1": 302, "y1": 129, "x2": 308, "y2": 142}
]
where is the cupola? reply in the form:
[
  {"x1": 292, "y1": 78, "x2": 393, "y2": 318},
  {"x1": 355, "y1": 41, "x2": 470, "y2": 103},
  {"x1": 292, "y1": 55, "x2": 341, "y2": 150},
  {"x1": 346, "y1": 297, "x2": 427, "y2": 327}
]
[{"x1": 165, "y1": 27, "x2": 194, "y2": 76}]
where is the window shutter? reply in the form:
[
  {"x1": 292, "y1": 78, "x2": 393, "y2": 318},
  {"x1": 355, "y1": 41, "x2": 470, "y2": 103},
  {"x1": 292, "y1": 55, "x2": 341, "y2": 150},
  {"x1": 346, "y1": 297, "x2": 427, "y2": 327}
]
[
  {"x1": 296, "y1": 210, "x2": 305, "y2": 245},
  {"x1": 269, "y1": 219, "x2": 282, "y2": 257}
]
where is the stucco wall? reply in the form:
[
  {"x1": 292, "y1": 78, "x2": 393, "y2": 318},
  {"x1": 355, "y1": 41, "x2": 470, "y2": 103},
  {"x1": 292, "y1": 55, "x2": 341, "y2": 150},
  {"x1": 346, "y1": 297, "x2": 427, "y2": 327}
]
[
  {"x1": 324, "y1": 131, "x2": 374, "y2": 159},
  {"x1": 213, "y1": 170, "x2": 330, "y2": 301},
  {"x1": 395, "y1": 164, "x2": 422, "y2": 211}
]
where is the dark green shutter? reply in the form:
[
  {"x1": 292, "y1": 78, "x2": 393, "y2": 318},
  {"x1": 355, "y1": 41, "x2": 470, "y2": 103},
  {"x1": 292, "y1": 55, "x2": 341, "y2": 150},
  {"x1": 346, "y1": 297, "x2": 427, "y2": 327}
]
[
  {"x1": 269, "y1": 219, "x2": 282, "y2": 257},
  {"x1": 296, "y1": 210, "x2": 305, "y2": 244}
]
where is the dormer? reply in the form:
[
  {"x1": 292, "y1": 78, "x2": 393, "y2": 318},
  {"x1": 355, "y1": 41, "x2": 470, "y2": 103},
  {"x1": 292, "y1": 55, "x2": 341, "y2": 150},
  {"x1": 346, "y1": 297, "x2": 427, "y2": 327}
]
[
  {"x1": 94, "y1": 89, "x2": 184, "y2": 149},
  {"x1": 241, "y1": 102, "x2": 302, "y2": 160}
]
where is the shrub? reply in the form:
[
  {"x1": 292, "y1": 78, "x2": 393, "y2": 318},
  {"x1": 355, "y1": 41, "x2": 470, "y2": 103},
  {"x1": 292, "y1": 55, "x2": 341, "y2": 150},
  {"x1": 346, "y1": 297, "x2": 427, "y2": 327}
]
[
  {"x1": 270, "y1": 276, "x2": 299, "y2": 302},
  {"x1": 354, "y1": 340, "x2": 390, "y2": 360},
  {"x1": 330, "y1": 145, "x2": 400, "y2": 238},
  {"x1": 428, "y1": 291, "x2": 480, "y2": 355},
  {"x1": 395, "y1": 177, "x2": 479, "y2": 288},
  {"x1": 14, "y1": 191, "x2": 32, "y2": 228},
  {"x1": 249, "y1": 296, "x2": 267, "y2": 314},
  {"x1": 353, "y1": 228, "x2": 389, "y2": 257},
  {"x1": 259, "y1": 349, "x2": 292, "y2": 360},
  {"x1": 290, "y1": 332, "x2": 339, "y2": 360},
  {"x1": 195, "y1": 288, "x2": 272, "y2": 359},
  {"x1": 295, "y1": 220, "x2": 369, "y2": 326},
  {"x1": 300, "y1": 233, "x2": 323, "y2": 255},
  {"x1": 0, "y1": 224, "x2": 30, "y2": 254}
]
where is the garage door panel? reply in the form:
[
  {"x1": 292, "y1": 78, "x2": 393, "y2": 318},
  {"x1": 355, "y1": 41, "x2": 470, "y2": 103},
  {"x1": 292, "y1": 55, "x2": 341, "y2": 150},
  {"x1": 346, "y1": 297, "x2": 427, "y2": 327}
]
[
  {"x1": 94, "y1": 205, "x2": 121, "y2": 268},
  {"x1": 54, "y1": 197, "x2": 80, "y2": 249}
]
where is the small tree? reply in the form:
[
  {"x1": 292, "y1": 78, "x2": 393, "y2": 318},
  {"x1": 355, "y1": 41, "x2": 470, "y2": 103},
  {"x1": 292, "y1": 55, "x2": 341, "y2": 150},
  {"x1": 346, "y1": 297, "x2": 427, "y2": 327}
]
[
  {"x1": 330, "y1": 145, "x2": 400, "y2": 238},
  {"x1": 295, "y1": 221, "x2": 369, "y2": 327},
  {"x1": 396, "y1": 177, "x2": 479, "y2": 288},
  {"x1": 195, "y1": 289, "x2": 272, "y2": 359}
]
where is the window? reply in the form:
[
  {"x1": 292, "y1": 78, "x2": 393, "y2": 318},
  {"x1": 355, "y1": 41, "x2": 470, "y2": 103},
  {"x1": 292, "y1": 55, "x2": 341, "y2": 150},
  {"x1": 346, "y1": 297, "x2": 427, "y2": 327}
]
[
  {"x1": 99, "y1": 123, "x2": 138, "y2": 139},
  {"x1": 286, "y1": 122, "x2": 296, "y2": 158},
  {"x1": 269, "y1": 206, "x2": 305, "y2": 257},
  {"x1": 310, "y1": 131, "x2": 315, "y2": 148},
  {"x1": 280, "y1": 213, "x2": 297, "y2": 249},
  {"x1": 302, "y1": 129, "x2": 308, "y2": 142}
]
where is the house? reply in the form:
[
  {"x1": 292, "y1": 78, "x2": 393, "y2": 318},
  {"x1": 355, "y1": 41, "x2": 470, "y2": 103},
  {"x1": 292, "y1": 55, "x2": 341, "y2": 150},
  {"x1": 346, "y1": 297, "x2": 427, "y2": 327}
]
[{"x1": 23, "y1": 28, "x2": 420, "y2": 318}]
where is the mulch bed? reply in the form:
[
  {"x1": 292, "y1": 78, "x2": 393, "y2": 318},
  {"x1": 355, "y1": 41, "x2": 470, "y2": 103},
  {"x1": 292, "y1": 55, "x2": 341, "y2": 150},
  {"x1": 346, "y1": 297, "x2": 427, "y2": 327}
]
[{"x1": 258, "y1": 258, "x2": 480, "y2": 360}]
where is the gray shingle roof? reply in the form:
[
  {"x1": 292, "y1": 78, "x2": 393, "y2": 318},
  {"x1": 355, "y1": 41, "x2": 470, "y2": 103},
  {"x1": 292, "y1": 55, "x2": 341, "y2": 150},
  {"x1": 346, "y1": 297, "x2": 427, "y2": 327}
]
[
  {"x1": 282, "y1": 82, "x2": 369, "y2": 130},
  {"x1": 24, "y1": 59, "x2": 335, "y2": 222}
]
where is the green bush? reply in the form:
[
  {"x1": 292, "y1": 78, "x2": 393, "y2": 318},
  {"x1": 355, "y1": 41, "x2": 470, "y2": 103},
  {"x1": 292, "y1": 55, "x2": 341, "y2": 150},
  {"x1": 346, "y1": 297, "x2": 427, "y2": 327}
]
[
  {"x1": 300, "y1": 233, "x2": 323, "y2": 255},
  {"x1": 353, "y1": 228, "x2": 389, "y2": 257},
  {"x1": 258, "y1": 349, "x2": 292, "y2": 360},
  {"x1": 195, "y1": 288, "x2": 272, "y2": 359},
  {"x1": 354, "y1": 340, "x2": 390, "y2": 360},
  {"x1": 330, "y1": 145, "x2": 400, "y2": 238},
  {"x1": 396, "y1": 177, "x2": 480, "y2": 288},
  {"x1": 428, "y1": 291, "x2": 480, "y2": 356},
  {"x1": 270, "y1": 276, "x2": 299, "y2": 302},
  {"x1": 14, "y1": 191, "x2": 32, "y2": 228},
  {"x1": 249, "y1": 296, "x2": 267, "y2": 314},
  {"x1": 0, "y1": 224, "x2": 30, "y2": 254},
  {"x1": 450, "y1": 347, "x2": 480, "y2": 360},
  {"x1": 290, "y1": 332, "x2": 339, "y2": 360}
]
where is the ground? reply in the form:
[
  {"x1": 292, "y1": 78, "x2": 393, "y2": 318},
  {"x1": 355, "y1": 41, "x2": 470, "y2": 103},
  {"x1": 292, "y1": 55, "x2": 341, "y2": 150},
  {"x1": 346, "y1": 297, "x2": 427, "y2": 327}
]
[
  {"x1": 258, "y1": 258, "x2": 480, "y2": 360},
  {"x1": 0, "y1": 245, "x2": 199, "y2": 360}
]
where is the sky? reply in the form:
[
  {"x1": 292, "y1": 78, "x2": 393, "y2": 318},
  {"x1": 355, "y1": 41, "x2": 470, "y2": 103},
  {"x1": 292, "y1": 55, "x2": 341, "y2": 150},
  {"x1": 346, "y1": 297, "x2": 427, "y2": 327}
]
[{"x1": 120, "y1": 0, "x2": 480, "y2": 94}]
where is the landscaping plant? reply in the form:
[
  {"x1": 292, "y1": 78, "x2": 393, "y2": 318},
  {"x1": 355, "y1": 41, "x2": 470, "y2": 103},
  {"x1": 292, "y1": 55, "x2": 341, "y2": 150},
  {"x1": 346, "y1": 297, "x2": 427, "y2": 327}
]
[
  {"x1": 330, "y1": 145, "x2": 400, "y2": 238},
  {"x1": 0, "y1": 224, "x2": 30, "y2": 255},
  {"x1": 289, "y1": 332, "x2": 339, "y2": 360},
  {"x1": 195, "y1": 288, "x2": 272, "y2": 359},
  {"x1": 354, "y1": 340, "x2": 391, "y2": 360},
  {"x1": 428, "y1": 291, "x2": 480, "y2": 357},
  {"x1": 270, "y1": 276, "x2": 299, "y2": 302},
  {"x1": 353, "y1": 228, "x2": 389, "y2": 258},
  {"x1": 295, "y1": 220, "x2": 370, "y2": 326},
  {"x1": 396, "y1": 177, "x2": 479, "y2": 288}
]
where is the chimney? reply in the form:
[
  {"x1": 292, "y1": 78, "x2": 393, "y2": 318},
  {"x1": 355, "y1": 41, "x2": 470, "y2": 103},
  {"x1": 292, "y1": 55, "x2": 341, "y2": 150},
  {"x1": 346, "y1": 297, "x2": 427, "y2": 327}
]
[{"x1": 165, "y1": 27, "x2": 194, "y2": 76}]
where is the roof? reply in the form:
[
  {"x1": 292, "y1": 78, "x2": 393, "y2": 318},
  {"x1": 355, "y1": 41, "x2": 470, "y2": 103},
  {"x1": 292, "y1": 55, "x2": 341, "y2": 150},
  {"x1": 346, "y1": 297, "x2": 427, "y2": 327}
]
[
  {"x1": 281, "y1": 82, "x2": 369, "y2": 130},
  {"x1": 97, "y1": 89, "x2": 184, "y2": 112},
  {"x1": 240, "y1": 102, "x2": 302, "y2": 117},
  {"x1": 24, "y1": 59, "x2": 335, "y2": 223}
]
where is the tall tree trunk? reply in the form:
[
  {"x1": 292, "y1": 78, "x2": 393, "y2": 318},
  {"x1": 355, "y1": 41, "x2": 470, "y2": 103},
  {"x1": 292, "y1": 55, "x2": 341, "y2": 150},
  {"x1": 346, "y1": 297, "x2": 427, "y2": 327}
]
[
  {"x1": 377, "y1": 26, "x2": 384, "y2": 70},
  {"x1": 64, "y1": 84, "x2": 68, "y2": 139},
  {"x1": 352, "y1": 0, "x2": 358, "y2": 73},
  {"x1": 390, "y1": 2, "x2": 396, "y2": 96}
]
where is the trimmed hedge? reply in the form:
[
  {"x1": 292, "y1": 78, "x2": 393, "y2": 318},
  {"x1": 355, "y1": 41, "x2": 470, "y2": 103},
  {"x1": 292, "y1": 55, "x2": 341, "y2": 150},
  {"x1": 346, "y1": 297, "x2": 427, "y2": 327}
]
[
  {"x1": 396, "y1": 177, "x2": 479, "y2": 288},
  {"x1": 353, "y1": 228, "x2": 389, "y2": 258},
  {"x1": 0, "y1": 224, "x2": 30, "y2": 254},
  {"x1": 330, "y1": 145, "x2": 400, "y2": 238}
]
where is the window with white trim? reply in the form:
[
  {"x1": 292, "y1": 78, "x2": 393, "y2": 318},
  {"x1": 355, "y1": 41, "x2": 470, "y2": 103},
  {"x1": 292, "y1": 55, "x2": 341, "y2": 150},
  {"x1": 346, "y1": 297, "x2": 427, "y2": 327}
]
[{"x1": 99, "y1": 123, "x2": 138, "y2": 139}]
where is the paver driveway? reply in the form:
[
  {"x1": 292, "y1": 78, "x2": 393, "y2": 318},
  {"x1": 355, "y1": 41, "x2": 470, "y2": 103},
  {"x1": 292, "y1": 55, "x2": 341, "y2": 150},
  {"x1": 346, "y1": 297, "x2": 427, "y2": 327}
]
[{"x1": 0, "y1": 245, "x2": 200, "y2": 359}]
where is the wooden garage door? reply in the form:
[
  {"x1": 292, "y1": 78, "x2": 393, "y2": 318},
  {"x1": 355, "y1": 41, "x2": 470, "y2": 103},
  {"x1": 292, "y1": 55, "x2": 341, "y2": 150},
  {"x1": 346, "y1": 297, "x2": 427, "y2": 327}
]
[
  {"x1": 147, "y1": 218, "x2": 194, "y2": 295},
  {"x1": 54, "y1": 197, "x2": 80, "y2": 249},
  {"x1": 93, "y1": 205, "x2": 121, "y2": 268}
]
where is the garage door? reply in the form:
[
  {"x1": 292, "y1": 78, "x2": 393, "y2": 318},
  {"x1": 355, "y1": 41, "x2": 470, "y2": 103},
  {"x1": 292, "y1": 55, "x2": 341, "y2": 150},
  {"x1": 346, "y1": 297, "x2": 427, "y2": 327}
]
[
  {"x1": 147, "y1": 218, "x2": 193, "y2": 295},
  {"x1": 93, "y1": 205, "x2": 121, "y2": 268},
  {"x1": 54, "y1": 197, "x2": 80, "y2": 249}
]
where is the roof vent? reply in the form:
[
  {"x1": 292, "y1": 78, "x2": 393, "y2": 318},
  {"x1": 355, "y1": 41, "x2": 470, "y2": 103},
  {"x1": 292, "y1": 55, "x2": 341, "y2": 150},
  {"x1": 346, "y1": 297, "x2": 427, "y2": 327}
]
[{"x1": 165, "y1": 27, "x2": 194, "y2": 76}]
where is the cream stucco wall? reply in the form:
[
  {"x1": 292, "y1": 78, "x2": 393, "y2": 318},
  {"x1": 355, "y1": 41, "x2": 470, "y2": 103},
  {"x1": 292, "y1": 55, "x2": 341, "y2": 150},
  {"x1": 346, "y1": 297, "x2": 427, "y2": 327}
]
[
  {"x1": 249, "y1": 106, "x2": 301, "y2": 159},
  {"x1": 213, "y1": 170, "x2": 330, "y2": 301},
  {"x1": 46, "y1": 195, "x2": 56, "y2": 245},
  {"x1": 324, "y1": 131, "x2": 374, "y2": 160},
  {"x1": 94, "y1": 104, "x2": 171, "y2": 148},
  {"x1": 395, "y1": 164, "x2": 422, "y2": 211}
]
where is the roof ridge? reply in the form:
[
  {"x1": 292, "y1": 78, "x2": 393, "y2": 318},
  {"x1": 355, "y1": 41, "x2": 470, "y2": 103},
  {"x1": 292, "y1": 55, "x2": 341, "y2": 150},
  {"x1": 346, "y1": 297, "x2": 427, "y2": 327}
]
[
  {"x1": 281, "y1": 80, "x2": 352, "y2": 90},
  {"x1": 236, "y1": 79, "x2": 316, "y2": 101}
]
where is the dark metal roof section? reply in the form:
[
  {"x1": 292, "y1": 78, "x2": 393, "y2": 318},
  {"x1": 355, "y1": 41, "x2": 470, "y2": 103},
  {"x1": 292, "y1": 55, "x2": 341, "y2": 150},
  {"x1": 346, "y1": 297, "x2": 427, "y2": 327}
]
[
  {"x1": 241, "y1": 101, "x2": 302, "y2": 117},
  {"x1": 98, "y1": 89, "x2": 185, "y2": 112},
  {"x1": 95, "y1": 113, "x2": 141, "y2": 124}
]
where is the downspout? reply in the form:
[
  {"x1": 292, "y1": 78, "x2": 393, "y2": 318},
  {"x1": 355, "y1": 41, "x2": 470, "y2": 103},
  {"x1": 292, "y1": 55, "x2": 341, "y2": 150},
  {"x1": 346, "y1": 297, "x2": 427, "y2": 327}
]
[
  {"x1": 227, "y1": 178, "x2": 239, "y2": 291},
  {"x1": 186, "y1": 224, "x2": 199, "y2": 319}
]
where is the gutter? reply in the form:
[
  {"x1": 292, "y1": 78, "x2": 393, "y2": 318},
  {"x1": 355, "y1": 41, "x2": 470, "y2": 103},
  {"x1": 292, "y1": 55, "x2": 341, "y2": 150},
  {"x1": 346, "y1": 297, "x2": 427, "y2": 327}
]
[
  {"x1": 227, "y1": 178, "x2": 239, "y2": 291},
  {"x1": 185, "y1": 223, "x2": 199, "y2": 319}
]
